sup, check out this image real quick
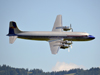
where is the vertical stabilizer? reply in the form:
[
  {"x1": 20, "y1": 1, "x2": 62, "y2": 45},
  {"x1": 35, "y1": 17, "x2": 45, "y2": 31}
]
[{"x1": 8, "y1": 21, "x2": 21, "y2": 35}]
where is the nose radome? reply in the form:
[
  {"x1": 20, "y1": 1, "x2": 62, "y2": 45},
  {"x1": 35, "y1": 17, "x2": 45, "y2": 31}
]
[{"x1": 88, "y1": 35, "x2": 95, "y2": 39}]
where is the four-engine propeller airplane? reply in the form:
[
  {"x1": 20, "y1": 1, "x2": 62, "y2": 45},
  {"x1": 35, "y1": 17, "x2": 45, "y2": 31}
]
[{"x1": 7, "y1": 15, "x2": 95, "y2": 54}]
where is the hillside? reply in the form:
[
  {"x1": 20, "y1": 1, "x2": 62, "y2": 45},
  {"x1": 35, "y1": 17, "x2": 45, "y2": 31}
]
[{"x1": 0, "y1": 65, "x2": 100, "y2": 75}]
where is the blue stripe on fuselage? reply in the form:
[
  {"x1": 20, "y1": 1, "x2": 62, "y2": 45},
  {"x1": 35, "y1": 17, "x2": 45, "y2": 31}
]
[{"x1": 17, "y1": 35, "x2": 88, "y2": 40}]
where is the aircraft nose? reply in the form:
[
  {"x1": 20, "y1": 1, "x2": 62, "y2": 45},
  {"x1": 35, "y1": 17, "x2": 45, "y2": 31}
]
[{"x1": 88, "y1": 35, "x2": 95, "y2": 39}]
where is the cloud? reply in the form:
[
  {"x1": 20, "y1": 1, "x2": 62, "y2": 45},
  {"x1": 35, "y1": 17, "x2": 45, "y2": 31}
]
[{"x1": 52, "y1": 62, "x2": 85, "y2": 71}]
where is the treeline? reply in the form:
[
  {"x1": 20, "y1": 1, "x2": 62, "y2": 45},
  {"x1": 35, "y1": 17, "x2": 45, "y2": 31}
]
[{"x1": 0, "y1": 65, "x2": 100, "y2": 75}]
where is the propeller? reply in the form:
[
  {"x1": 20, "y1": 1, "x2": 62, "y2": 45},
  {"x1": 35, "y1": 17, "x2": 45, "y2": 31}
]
[
  {"x1": 70, "y1": 24, "x2": 71, "y2": 32},
  {"x1": 71, "y1": 40, "x2": 72, "y2": 48},
  {"x1": 71, "y1": 45, "x2": 72, "y2": 48},
  {"x1": 72, "y1": 29, "x2": 73, "y2": 32},
  {"x1": 68, "y1": 48, "x2": 70, "y2": 52},
  {"x1": 70, "y1": 24, "x2": 73, "y2": 32},
  {"x1": 70, "y1": 24, "x2": 71, "y2": 28}
]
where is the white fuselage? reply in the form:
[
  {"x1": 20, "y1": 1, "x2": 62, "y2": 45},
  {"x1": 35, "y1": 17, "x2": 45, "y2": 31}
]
[{"x1": 17, "y1": 31, "x2": 92, "y2": 41}]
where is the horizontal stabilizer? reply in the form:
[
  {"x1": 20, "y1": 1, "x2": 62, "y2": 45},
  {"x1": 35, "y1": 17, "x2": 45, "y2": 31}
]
[{"x1": 9, "y1": 36, "x2": 17, "y2": 44}]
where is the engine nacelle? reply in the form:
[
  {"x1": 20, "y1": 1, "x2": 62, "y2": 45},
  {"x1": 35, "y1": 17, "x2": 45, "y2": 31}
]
[
  {"x1": 62, "y1": 26, "x2": 72, "y2": 31},
  {"x1": 56, "y1": 24, "x2": 73, "y2": 31},
  {"x1": 60, "y1": 44, "x2": 70, "y2": 49}
]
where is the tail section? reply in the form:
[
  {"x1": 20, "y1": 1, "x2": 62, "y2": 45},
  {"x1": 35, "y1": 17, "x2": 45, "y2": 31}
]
[
  {"x1": 7, "y1": 21, "x2": 21, "y2": 44},
  {"x1": 8, "y1": 21, "x2": 21, "y2": 35},
  {"x1": 9, "y1": 36, "x2": 17, "y2": 44}
]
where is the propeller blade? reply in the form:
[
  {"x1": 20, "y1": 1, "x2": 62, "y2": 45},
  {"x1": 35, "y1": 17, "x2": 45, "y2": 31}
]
[
  {"x1": 70, "y1": 24, "x2": 71, "y2": 28},
  {"x1": 71, "y1": 45, "x2": 72, "y2": 48},
  {"x1": 70, "y1": 24, "x2": 71, "y2": 32},
  {"x1": 70, "y1": 24, "x2": 73, "y2": 32},
  {"x1": 72, "y1": 29, "x2": 73, "y2": 32},
  {"x1": 68, "y1": 48, "x2": 70, "y2": 52}
]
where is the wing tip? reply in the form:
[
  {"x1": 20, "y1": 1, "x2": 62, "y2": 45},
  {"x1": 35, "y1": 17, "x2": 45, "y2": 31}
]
[
  {"x1": 57, "y1": 14, "x2": 62, "y2": 16},
  {"x1": 51, "y1": 46, "x2": 60, "y2": 55}
]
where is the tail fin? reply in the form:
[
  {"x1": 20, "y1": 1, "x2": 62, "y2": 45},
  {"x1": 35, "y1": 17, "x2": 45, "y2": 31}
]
[
  {"x1": 7, "y1": 21, "x2": 21, "y2": 44},
  {"x1": 8, "y1": 21, "x2": 21, "y2": 35}
]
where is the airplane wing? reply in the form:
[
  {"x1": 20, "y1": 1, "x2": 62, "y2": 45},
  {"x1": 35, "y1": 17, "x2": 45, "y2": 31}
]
[
  {"x1": 49, "y1": 15, "x2": 63, "y2": 54},
  {"x1": 49, "y1": 39, "x2": 62, "y2": 54},
  {"x1": 52, "y1": 15, "x2": 62, "y2": 32}
]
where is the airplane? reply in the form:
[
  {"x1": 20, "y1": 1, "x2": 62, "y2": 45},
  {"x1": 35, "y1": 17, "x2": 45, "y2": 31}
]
[{"x1": 7, "y1": 15, "x2": 95, "y2": 54}]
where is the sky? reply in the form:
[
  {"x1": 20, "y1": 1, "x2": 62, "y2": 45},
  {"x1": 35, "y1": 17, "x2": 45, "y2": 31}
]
[{"x1": 0, "y1": 0, "x2": 100, "y2": 72}]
